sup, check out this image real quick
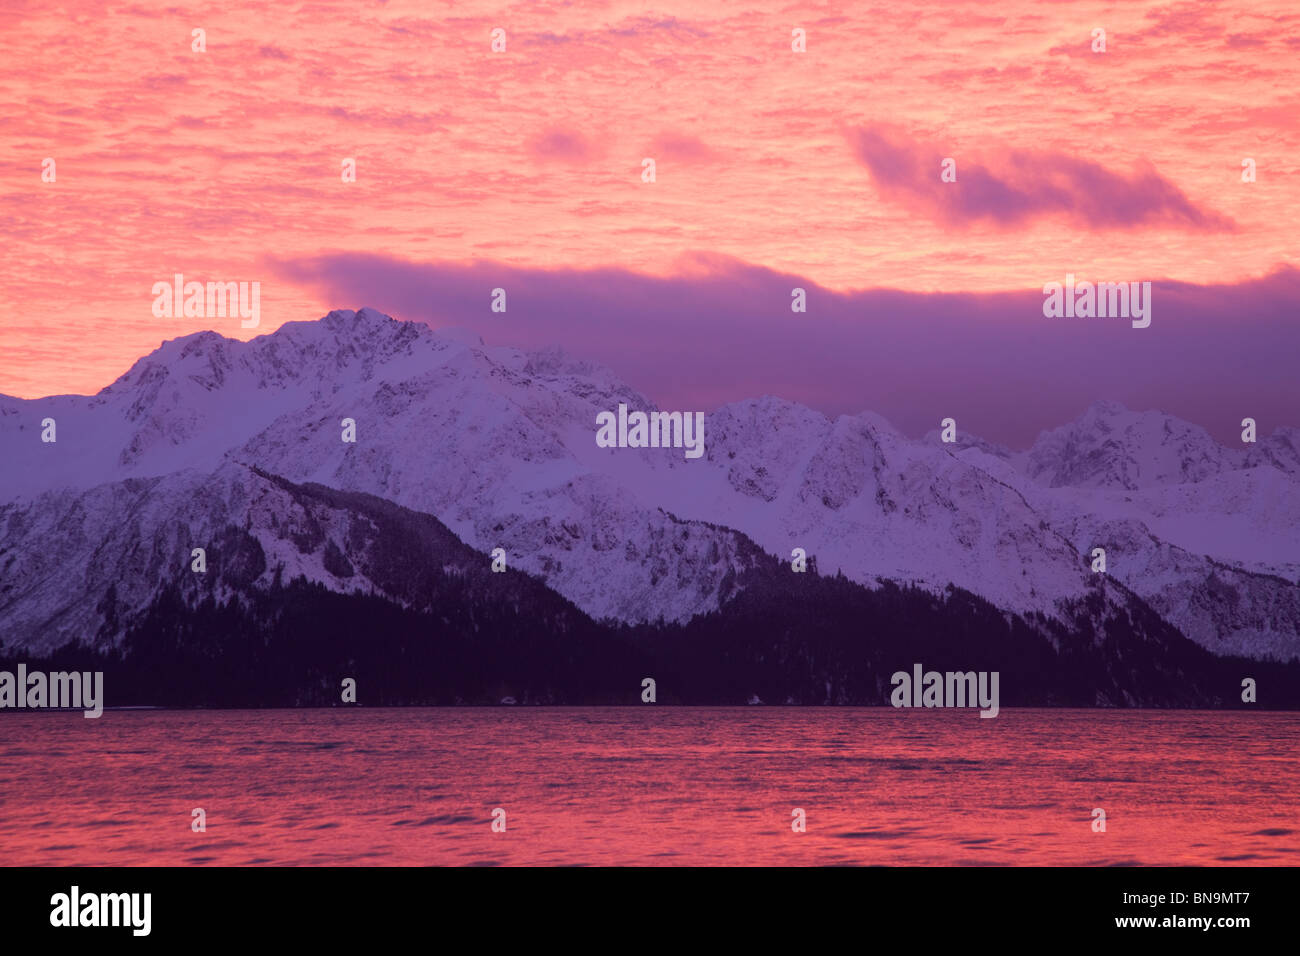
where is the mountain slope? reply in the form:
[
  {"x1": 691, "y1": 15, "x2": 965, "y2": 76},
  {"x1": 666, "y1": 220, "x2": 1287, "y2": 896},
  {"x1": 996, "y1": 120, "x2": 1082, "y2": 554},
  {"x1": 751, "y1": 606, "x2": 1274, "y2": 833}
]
[
  {"x1": 9, "y1": 469, "x2": 1298, "y2": 707},
  {"x1": 2, "y1": 307, "x2": 1298, "y2": 663}
]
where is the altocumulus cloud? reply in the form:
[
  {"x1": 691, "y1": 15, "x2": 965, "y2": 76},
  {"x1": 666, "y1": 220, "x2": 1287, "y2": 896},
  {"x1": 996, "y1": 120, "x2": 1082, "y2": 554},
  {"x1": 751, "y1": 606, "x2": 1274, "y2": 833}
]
[
  {"x1": 530, "y1": 127, "x2": 602, "y2": 163},
  {"x1": 851, "y1": 124, "x2": 1235, "y2": 232}
]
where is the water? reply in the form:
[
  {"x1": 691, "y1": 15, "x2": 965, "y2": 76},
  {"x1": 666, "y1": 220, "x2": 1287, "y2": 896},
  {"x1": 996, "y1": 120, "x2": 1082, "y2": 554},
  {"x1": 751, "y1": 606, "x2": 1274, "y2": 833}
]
[{"x1": 1, "y1": 708, "x2": 1296, "y2": 866}]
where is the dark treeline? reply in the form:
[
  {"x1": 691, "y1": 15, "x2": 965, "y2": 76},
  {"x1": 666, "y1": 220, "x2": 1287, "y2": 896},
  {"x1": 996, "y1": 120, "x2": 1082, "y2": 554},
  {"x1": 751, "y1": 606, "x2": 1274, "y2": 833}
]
[
  {"x1": 4, "y1": 565, "x2": 1298, "y2": 708},
  {"x1": 4, "y1": 472, "x2": 1298, "y2": 708}
]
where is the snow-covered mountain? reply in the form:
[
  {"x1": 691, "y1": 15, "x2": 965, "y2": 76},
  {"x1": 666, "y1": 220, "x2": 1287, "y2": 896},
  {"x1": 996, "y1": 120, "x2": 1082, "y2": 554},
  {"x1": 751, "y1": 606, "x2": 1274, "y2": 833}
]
[
  {"x1": 977, "y1": 402, "x2": 1300, "y2": 657},
  {"x1": 2, "y1": 307, "x2": 1297, "y2": 661},
  {"x1": 1018, "y1": 400, "x2": 1242, "y2": 490}
]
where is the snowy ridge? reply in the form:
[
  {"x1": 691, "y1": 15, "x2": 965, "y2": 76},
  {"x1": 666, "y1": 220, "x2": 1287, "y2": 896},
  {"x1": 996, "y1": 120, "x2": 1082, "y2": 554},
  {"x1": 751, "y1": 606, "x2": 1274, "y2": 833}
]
[{"x1": 2, "y1": 307, "x2": 1298, "y2": 660}]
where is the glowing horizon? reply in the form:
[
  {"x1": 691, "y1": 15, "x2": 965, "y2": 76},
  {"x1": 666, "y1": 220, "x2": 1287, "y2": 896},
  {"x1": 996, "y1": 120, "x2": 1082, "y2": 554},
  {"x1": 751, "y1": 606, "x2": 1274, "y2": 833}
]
[{"x1": 3, "y1": 0, "x2": 1298, "y2": 400}]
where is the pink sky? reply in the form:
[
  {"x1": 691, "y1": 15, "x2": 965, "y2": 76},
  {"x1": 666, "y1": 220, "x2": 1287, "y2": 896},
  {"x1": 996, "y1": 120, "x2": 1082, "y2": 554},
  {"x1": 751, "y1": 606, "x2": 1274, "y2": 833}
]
[{"x1": 2, "y1": 0, "x2": 1298, "y2": 399}]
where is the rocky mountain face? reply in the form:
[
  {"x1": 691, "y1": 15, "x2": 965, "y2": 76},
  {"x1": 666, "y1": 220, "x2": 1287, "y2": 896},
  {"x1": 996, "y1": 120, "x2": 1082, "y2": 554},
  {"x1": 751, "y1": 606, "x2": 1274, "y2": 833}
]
[
  {"x1": 5, "y1": 468, "x2": 1288, "y2": 708},
  {"x1": 2, "y1": 308, "x2": 1297, "y2": 687}
]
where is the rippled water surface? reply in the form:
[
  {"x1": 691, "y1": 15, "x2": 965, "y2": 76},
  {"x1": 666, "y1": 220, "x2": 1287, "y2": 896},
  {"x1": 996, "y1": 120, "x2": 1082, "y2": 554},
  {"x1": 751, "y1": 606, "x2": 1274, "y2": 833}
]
[{"x1": 1, "y1": 708, "x2": 1297, "y2": 865}]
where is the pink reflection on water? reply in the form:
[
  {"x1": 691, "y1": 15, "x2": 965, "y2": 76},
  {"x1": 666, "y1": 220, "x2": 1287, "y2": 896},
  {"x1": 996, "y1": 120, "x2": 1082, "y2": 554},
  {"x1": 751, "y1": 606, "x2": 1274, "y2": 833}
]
[{"x1": 1, "y1": 708, "x2": 1296, "y2": 866}]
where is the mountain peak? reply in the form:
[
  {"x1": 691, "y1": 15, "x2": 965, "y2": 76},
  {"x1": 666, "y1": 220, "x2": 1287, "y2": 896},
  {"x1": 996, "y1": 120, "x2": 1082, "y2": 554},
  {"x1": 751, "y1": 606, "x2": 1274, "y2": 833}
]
[
  {"x1": 322, "y1": 306, "x2": 393, "y2": 325},
  {"x1": 1025, "y1": 401, "x2": 1238, "y2": 489},
  {"x1": 316, "y1": 306, "x2": 401, "y2": 336}
]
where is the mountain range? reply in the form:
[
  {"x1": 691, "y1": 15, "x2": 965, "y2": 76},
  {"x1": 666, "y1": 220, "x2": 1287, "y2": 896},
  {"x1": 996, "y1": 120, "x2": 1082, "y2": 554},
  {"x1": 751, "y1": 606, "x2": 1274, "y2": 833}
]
[{"x1": 2, "y1": 307, "x2": 1298, "y2": 705}]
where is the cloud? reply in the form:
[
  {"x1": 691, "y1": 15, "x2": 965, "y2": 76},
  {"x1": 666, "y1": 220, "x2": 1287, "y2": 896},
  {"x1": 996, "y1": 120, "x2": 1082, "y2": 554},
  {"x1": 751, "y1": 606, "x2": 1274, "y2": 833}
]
[
  {"x1": 851, "y1": 125, "x2": 1235, "y2": 232},
  {"x1": 269, "y1": 252, "x2": 1300, "y2": 448},
  {"x1": 530, "y1": 128, "x2": 601, "y2": 163},
  {"x1": 607, "y1": 16, "x2": 710, "y2": 39},
  {"x1": 647, "y1": 132, "x2": 719, "y2": 164}
]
